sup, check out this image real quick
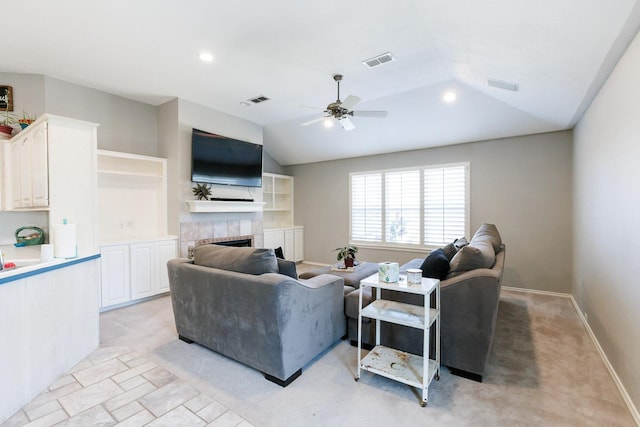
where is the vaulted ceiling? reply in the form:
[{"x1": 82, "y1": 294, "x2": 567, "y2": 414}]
[{"x1": 3, "y1": 0, "x2": 640, "y2": 165}]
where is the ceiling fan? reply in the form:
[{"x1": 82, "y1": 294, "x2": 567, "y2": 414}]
[{"x1": 301, "y1": 74, "x2": 387, "y2": 131}]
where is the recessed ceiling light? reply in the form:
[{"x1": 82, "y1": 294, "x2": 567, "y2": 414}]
[
  {"x1": 443, "y1": 91, "x2": 457, "y2": 103},
  {"x1": 199, "y1": 52, "x2": 214, "y2": 62},
  {"x1": 239, "y1": 101, "x2": 251, "y2": 107}
]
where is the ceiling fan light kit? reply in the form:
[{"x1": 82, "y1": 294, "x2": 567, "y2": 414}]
[{"x1": 301, "y1": 74, "x2": 388, "y2": 131}]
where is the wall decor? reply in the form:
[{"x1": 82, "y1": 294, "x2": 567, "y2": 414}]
[{"x1": 1, "y1": 86, "x2": 14, "y2": 111}]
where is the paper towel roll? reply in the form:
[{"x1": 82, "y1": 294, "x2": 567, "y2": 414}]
[
  {"x1": 378, "y1": 262, "x2": 399, "y2": 283},
  {"x1": 54, "y1": 223, "x2": 76, "y2": 258}
]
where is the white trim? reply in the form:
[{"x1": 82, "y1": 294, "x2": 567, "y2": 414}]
[{"x1": 501, "y1": 286, "x2": 640, "y2": 425}]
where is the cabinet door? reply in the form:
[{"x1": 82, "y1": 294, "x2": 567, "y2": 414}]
[
  {"x1": 28, "y1": 125, "x2": 48, "y2": 207},
  {"x1": 130, "y1": 242, "x2": 154, "y2": 300},
  {"x1": 284, "y1": 229, "x2": 295, "y2": 261},
  {"x1": 8, "y1": 139, "x2": 22, "y2": 208},
  {"x1": 100, "y1": 245, "x2": 131, "y2": 308},
  {"x1": 155, "y1": 239, "x2": 177, "y2": 294},
  {"x1": 294, "y1": 228, "x2": 304, "y2": 262},
  {"x1": 263, "y1": 229, "x2": 285, "y2": 251}
]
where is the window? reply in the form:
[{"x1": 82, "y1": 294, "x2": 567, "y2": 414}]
[{"x1": 350, "y1": 163, "x2": 469, "y2": 249}]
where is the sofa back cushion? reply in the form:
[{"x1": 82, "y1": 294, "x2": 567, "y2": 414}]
[
  {"x1": 472, "y1": 223, "x2": 502, "y2": 253},
  {"x1": 193, "y1": 244, "x2": 278, "y2": 275}
]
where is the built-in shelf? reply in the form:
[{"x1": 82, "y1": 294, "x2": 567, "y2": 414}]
[{"x1": 187, "y1": 200, "x2": 266, "y2": 213}]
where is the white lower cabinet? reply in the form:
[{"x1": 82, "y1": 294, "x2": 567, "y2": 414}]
[
  {"x1": 100, "y1": 244, "x2": 131, "y2": 307},
  {"x1": 100, "y1": 237, "x2": 177, "y2": 310},
  {"x1": 263, "y1": 226, "x2": 304, "y2": 262}
]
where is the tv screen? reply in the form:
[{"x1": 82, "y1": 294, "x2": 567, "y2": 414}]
[{"x1": 191, "y1": 128, "x2": 263, "y2": 187}]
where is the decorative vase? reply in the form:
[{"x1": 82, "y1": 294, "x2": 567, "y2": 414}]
[{"x1": 345, "y1": 258, "x2": 355, "y2": 268}]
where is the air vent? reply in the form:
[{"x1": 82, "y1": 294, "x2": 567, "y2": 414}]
[
  {"x1": 362, "y1": 52, "x2": 397, "y2": 69},
  {"x1": 248, "y1": 95, "x2": 270, "y2": 104},
  {"x1": 487, "y1": 78, "x2": 519, "y2": 92}
]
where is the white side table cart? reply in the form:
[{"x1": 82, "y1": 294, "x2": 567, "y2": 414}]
[{"x1": 355, "y1": 273, "x2": 440, "y2": 406}]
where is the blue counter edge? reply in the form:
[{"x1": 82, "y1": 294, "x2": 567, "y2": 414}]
[{"x1": 0, "y1": 254, "x2": 101, "y2": 285}]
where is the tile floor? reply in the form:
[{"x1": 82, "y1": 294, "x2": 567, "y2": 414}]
[{"x1": 2, "y1": 346, "x2": 254, "y2": 427}]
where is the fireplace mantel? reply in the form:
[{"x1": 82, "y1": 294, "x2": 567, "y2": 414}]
[{"x1": 186, "y1": 200, "x2": 266, "y2": 213}]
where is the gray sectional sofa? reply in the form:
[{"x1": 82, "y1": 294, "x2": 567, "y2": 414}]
[
  {"x1": 344, "y1": 223, "x2": 505, "y2": 381},
  {"x1": 167, "y1": 244, "x2": 346, "y2": 386}
]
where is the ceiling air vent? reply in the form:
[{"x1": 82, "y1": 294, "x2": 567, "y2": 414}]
[
  {"x1": 487, "y1": 78, "x2": 519, "y2": 92},
  {"x1": 362, "y1": 52, "x2": 397, "y2": 69},
  {"x1": 248, "y1": 95, "x2": 270, "y2": 104}
]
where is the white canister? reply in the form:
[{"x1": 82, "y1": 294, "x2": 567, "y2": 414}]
[
  {"x1": 406, "y1": 268, "x2": 422, "y2": 285},
  {"x1": 378, "y1": 262, "x2": 400, "y2": 283},
  {"x1": 40, "y1": 244, "x2": 54, "y2": 262}
]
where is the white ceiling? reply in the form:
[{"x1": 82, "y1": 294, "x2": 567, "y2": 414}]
[{"x1": 3, "y1": 0, "x2": 640, "y2": 165}]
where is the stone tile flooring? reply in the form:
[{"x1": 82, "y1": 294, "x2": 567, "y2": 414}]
[{"x1": 2, "y1": 346, "x2": 254, "y2": 427}]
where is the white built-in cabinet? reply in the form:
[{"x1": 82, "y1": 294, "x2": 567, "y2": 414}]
[
  {"x1": 5, "y1": 121, "x2": 49, "y2": 209},
  {"x1": 100, "y1": 238, "x2": 177, "y2": 309},
  {"x1": 262, "y1": 172, "x2": 304, "y2": 262},
  {"x1": 97, "y1": 150, "x2": 176, "y2": 310},
  {"x1": 1, "y1": 114, "x2": 98, "y2": 257},
  {"x1": 100, "y1": 244, "x2": 131, "y2": 307}
]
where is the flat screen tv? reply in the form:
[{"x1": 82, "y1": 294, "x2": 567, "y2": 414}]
[{"x1": 191, "y1": 128, "x2": 263, "y2": 187}]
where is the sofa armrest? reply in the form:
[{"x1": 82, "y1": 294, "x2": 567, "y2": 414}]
[
  {"x1": 296, "y1": 273, "x2": 345, "y2": 290},
  {"x1": 344, "y1": 286, "x2": 373, "y2": 320}
]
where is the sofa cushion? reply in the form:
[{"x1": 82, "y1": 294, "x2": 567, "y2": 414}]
[
  {"x1": 420, "y1": 248, "x2": 450, "y2": 280},
  {"x1": 193, "y1": 244, "x2": 278, "y2": 275},
  {"x1": 442, "y1": 242, "x2": 459, "y2": 261},
  {"x1": 277, "y1": 258, "x2": 298, "y2": 279},
  {"x1": 448, "y1": 239, "x2": 495, "y2": 274},
  {"x1": 472, "y1": 223, "x2": 502, "y2": 253},
  {"x1": 454, "y1": 237, "x2": 469, "y2": 249}
]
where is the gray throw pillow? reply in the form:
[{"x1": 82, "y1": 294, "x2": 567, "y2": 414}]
[
  {"x1": 442, "y1": 242, "x2": 459, "y2": 261},
  {"x1": 448, "y1": 239, "x2": 495, "y2": 274},
  {"x1": 193, "y1": 244, "x2": 278, "y2": 275},
  {"x1": 277, "y1": 258, "x2": 298, "y2": 279}
]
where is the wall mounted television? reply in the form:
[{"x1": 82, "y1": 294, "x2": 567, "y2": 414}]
[{"x1": 191, "y1": 128, "x2": 263, "y2": 187}]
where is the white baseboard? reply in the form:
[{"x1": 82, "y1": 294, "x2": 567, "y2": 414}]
[{"x1": 501, "y1": 286, "x2": 640, "y2": 425}]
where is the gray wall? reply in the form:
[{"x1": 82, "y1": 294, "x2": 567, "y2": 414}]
[
  {"x1": 0, "y1": 73, "x2": 158, "y2": 156},
  {"x1": 574, "y1": 30, "x2": 640, "y2": 414},
  {"x1": 44, "y1": 77, "x2": 158, "y2": 155},
  {"x1": 286, "y1": 130, "x2": 573, "y2": 292}
]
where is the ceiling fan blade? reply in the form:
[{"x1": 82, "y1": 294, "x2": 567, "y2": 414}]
[
  {"x1": 340, "y1": 95, "x2": 361, "y2": 110},
  {"x1": 339, "y1": 117, "x2": 355, "y2": 131},
  {"x1": 301, "y1": 116, "x2": 327, "y2": 126},
  {"x1": 351, "y1": 110, "x2": 388, "y2": 118}
]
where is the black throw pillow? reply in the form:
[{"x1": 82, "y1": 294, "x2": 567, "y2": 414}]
[
  {"x1": 274, "y1": 246, "x2": 285, "y2": 259},
  {"x1": 420, "y1": 248, "x2": 450, "y2": 280}
]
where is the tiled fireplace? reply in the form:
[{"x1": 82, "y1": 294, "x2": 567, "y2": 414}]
[{"x1": 179, "y1": 218, "x2": 264, "y2": 258}]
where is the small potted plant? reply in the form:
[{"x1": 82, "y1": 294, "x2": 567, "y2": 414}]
[
  {"x1": 18, "y1": 111, "x2": 36, "y2": 129},
  {"x1": 192, "y1": 182, "x2": 212, "y2": 200},
  {"x1": 334, "y1": 245, "x2": 358, "y2": 268}
]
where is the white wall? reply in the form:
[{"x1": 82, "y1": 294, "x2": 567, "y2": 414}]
[
  {"x1": 286, "y1": 131, "x2": 573, "y2": 293},
  {"x1": 573, "y1": 30, "x2": 640, "y2": 415}
]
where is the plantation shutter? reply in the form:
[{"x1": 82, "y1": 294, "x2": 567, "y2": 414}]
[
  {"x1": 423, "y1": 164, "x2": 467, "y2": 246},
  {"x1": 350, "y1": 173, "x2": 382, "y2": 242},
  {"x1": 385, "y1": 170, "x2": 421, "y2": 244}
]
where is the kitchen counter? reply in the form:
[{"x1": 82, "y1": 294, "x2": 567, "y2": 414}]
[
  {"x1": 0, "y1": 254, "x2": 101, "y2": 285},
  {"x1": 0, "y1": 253, "x2": 101, "y2": 423}
]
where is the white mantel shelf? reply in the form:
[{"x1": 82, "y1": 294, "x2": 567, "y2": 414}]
[{"x1": 187, "y1": 200, "x2": 266, "y2": 213}]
